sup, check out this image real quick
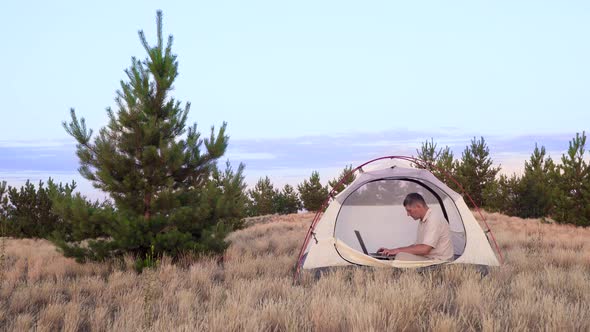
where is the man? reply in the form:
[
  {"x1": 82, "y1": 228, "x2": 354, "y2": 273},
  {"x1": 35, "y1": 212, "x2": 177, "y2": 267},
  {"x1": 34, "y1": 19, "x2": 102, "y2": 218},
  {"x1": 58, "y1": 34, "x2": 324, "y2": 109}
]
[{"x1": 378, "y1": 193, "x2": 454, "y2": 261}]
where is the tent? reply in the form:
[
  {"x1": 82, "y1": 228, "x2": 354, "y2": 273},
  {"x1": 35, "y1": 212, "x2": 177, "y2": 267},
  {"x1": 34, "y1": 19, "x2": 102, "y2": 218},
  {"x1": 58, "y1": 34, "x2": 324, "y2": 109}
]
[{"x1": 294, "y1": 156, "x2": 502, "y2": 281}]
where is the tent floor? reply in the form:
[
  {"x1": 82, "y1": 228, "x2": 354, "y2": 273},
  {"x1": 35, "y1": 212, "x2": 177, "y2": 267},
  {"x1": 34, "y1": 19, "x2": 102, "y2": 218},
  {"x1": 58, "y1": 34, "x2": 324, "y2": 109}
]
[{"x1": 299, "y1": 264, "x2": 491, "y2": 282}]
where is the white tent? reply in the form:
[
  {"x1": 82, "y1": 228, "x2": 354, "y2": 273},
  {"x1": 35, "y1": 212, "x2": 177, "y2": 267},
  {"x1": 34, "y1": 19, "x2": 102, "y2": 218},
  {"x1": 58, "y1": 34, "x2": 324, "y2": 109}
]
[{"x1": 294, "y1": 156, "x2": 502, "y2": 280}]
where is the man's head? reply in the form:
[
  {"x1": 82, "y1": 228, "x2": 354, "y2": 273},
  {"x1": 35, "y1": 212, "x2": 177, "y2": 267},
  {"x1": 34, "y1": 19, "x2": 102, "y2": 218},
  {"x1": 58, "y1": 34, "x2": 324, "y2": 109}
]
[{"x1": 403, "y1": 193, "x2": 428, "y2": 220}]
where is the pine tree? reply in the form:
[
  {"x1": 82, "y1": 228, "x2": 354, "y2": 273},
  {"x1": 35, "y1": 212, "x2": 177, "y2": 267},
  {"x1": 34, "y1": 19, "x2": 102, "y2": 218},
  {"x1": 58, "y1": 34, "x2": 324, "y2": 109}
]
[
  {"x1": 211, "y1": 162, "x2": 248, "y2": 227},
  {"x1": 415, "y1": 138, "x2": 439, "y2": 168},
  {"x1": 515, "y1": 145, "x2": 557, "y2": 218},
  {"x1": 436, "y1": 147, "x2": 457, "y2": 179},
  {"x1": 54, "y1": 11, "x2": 246, "y2": 263},
  {"x1": 47, "y1": 180, "x2": 111, "y2": 243},
  {"x1": 482, "y1": 173, "x2": 519, "y2": 215},
  {"x1": 274, "y1": 184, "x2": 301, "y2": 215},
  {"x1": 298, "y1": 171, "x2": 329, "y2": 212},
  {"x1": 0, "y1": 181, "x2": 9, "y2": 237},
  {"x1": 553, "y1": 132, "x2": 590, "y2": 226},
  {"x1": 455, "y1": 137, "x2": 500, "y2": 208},
  {"x1": 247, "y1": 176, "x2": 277, "y2": 216},
  {"x1": 328, "y1": 164, "x2": 356, "y2": 196},
  {"x1": 0, "y1": 180, "x2": 73, "y2": 238},
  {"x1": 415, "y1": 138, "x2": 459, "y2": 191}
]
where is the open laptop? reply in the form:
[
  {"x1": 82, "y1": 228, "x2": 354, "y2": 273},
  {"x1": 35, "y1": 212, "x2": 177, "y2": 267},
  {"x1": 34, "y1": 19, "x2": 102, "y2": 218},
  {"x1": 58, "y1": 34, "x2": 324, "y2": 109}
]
[{"x1": 354, "y1": 230, "x2": 395, "y2": 260}]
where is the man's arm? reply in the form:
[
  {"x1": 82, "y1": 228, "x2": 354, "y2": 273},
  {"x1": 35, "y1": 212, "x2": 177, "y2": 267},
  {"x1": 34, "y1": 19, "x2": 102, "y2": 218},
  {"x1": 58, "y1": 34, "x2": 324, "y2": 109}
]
[{"x1": 378, "y1": 244, "x2": 433, "y2": 256}]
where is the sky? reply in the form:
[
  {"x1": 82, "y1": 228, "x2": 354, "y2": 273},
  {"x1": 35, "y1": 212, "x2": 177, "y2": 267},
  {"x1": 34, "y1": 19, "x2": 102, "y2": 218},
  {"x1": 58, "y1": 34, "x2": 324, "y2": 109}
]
[{"x1": 1, "y1": 1, "x2": 589, "y2": 200}]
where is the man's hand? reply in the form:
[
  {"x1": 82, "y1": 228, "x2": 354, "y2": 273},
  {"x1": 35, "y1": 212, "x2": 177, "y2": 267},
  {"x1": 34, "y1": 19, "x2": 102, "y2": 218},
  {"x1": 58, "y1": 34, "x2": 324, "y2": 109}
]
[{"x1": 377, "y1": 248, "x2": 398, "y2": 256}]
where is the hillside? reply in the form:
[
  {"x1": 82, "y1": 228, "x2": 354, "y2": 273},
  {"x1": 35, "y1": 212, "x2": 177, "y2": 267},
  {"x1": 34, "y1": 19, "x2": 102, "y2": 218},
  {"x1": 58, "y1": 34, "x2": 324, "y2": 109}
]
[{"x1": 0, "y1": 211, "x2": 589, "y2": 331}]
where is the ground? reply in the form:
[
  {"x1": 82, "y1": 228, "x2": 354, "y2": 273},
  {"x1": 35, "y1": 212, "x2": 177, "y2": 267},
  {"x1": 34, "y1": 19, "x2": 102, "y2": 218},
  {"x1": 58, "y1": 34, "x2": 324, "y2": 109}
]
[{"x1": 0, "y1": 211, "x2": 589, "y2": 331}]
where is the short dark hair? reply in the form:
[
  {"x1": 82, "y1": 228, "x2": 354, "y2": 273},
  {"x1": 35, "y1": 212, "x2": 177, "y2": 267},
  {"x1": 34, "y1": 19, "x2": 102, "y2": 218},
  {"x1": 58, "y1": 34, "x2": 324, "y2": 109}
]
[{"x1": 403, "y1": 193, "x2": 426, "y2": 207}]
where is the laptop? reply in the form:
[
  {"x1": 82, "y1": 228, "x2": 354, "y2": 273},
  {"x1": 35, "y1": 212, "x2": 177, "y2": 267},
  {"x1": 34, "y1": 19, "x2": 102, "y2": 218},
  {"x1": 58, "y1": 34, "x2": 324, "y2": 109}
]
[{"x1": 354, "y1": 230, "x2": 395, "y2": 260}]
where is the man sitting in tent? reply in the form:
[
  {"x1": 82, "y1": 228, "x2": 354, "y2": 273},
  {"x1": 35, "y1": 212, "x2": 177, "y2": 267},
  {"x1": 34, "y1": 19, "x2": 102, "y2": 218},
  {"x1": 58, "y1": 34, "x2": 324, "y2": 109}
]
[{"x1": 378, "y1": 193, "x2": 454, "y2": 261}]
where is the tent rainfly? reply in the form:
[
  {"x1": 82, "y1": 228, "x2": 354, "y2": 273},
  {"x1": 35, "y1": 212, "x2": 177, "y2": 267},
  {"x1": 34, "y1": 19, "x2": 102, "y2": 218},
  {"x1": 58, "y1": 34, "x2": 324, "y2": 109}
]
[{"x1": 294, "y1": 156, "x2": 502, "y2": 281}]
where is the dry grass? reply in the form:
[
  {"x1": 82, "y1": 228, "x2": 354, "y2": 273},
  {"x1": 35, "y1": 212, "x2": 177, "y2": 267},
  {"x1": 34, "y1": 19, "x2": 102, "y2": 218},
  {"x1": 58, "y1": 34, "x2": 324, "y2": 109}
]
[{"x1": 1, "y1": 211, "x2": 589, "y2": 331}]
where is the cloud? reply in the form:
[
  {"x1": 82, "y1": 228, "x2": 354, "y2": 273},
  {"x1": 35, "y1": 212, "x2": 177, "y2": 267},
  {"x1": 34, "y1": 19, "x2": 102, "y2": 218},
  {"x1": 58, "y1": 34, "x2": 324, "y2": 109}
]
[
  {"x1": 0, "y1": 131, "x2": 582, "y2": 197},
  {"x1": 227, "y1": 130, "x2": 581, "y2": 187},
  {"x1": 0, "y1": 170, "x2": 75, "y2": 182},
  {"x1": 225, "y1": 151, "x2": 276, "y2": 160},
  {"x1": 0, "y1": 139, "x2": 74, "y2": 149}
]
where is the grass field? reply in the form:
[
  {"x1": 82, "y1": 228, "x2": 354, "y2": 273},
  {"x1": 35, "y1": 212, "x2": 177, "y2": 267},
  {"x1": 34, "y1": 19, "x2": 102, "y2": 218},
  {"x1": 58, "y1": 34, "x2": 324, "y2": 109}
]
[{"x1": 1, "y1": 211, "x2": 589, "y2": 331}]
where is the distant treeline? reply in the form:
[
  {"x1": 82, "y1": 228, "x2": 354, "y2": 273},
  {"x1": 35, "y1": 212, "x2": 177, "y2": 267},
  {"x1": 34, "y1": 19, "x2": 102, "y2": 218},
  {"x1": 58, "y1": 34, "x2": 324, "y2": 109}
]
[
  {"x1": 246, "y1": 131, "x2": 590, "y2": 227},
  {"x1": 414, "y1": 132, "x2": 589, "y2": 226},
  {"x1": 243, "y1": 131, "x2": 590, "y2": 228},
  {"x1": 0, "y1": 167, "x2": 354, "y2": 240},
  {"x1": 244, "y1": 166, "x2": 355, "y2": 217}
]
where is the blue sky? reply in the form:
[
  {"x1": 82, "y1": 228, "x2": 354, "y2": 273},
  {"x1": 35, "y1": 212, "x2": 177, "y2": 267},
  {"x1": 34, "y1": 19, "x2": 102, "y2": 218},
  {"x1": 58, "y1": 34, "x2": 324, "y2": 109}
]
[{"x1": 1, "y1": 1, "x2": 589, "y2": 199}]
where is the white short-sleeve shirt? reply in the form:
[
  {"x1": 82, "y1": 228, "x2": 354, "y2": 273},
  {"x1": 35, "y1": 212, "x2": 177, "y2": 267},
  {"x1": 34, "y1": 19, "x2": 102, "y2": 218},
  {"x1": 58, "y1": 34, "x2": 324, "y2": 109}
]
[{"x1": 416, "y1": 208, "x2": 454, "y2": 260}]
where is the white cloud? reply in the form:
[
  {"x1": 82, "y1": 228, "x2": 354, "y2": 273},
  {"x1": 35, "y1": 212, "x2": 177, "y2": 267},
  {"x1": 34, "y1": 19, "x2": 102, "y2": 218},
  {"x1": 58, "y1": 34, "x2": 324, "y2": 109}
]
[
  {"x1": 0, "y1": 130, "x2": 582, "y2": 199},
  {"x1": 226, "y1": 152, "x2": 276, "y2": 160},
  {"x1": 0, "y1": 139, "x2": 74, "y2": 149},
  {"x1": 350, "y1": 140, "x2": 400, "y2": 147},
  {"x1": 0, "y1": 170, "x2": 75, "y2": 181}
]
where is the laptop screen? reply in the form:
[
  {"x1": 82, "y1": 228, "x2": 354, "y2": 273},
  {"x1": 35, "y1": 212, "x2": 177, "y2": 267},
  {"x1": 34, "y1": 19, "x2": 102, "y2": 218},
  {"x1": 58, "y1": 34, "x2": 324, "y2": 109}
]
[{"x1": 354, "y1": 230, "x2": 369, "y2": 255}]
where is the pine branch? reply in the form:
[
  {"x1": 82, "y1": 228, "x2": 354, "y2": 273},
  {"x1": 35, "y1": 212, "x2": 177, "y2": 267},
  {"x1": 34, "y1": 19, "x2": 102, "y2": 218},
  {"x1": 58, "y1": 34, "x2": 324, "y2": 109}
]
[{"x1": 63, "y1": 109, "x2": 94, "y2": 147}]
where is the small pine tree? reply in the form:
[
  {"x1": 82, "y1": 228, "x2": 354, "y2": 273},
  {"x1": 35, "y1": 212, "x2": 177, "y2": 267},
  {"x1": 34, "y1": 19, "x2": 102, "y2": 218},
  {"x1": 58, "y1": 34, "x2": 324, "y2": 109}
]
[
  {"x1": 48, "y1": 181, "x2": 114, "y2": 244},
  {"x1": 0, "y1": 181, "x2": 9, "y2": 236},
  {"x1": 436, "y1": 147, "x2": 458, "y2": 179},
  {"x1": 298, "y1": 171, "x2": 329, "y2": 212},
  {"x1": 274, "y1": 184, "x2": 301, "y2": 215},
  {"x1": 0, "y1": 179, "x2": 75, "y2": 238},
  {"x1": 210, "y1": 161, "x2": 248, "y2": 229},
  {"x1": 515, "y1": 145, "x2": 557, "y2": 218},
  {"x1": 328, "y1": 165, "x2": 356, "y2": 196},
  {"x1": 53, "y1": 11, "x2": 246, "y2": 263},
  {"x1": 415, "y1": 138, "x2": 439, "y2": 168},
  {"x1": 247, "y1": 176, "x2": 277, "y2": 216},
  {"x1": 415, "y1": 138, "x2": 460, "y2": 191},
  {"x1": 455, "y1": 137, "x2": 500, "y2": 208},
  {"x1": 553, "y1": 132, "x2": 590, "y2": 226},
  {"x1": 482, "y1": 173, "x2": 520, "y2": 215}
]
